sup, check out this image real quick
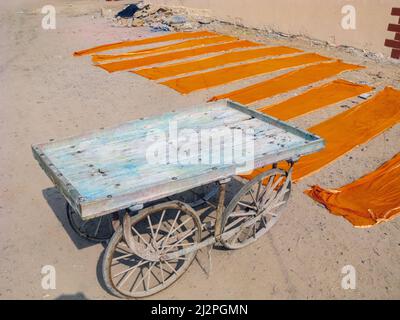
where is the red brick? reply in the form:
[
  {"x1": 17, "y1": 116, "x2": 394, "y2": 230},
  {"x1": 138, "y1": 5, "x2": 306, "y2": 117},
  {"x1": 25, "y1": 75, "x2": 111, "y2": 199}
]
[
  {"x1": 385, "y1": 39, "x2": 400, "y2": 49},
  {"x1": 392, "y1": 8, "x2": 400, "y2": 16},
  {"x1": 388, "y1": 23, "x2": 400, "y2": 33},
  {"x1": 391, "y1": 49, "x2": 400, "y2": 59}
]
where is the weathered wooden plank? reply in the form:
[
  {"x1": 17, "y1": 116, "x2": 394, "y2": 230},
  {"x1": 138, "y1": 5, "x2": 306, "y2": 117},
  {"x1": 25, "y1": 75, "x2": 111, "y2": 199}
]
[
  {"x1": 33, "y1": 100, "x2": 324, "y2": 219},
  {"x1": 40, "y1": 101, "x2": 246, "y2": 151},
  {"x1": 38, "y1": 118, "x2": 295, "y2": 191},
  {"x1": 58, "y1": 124, "x2": 302, "y2": 200}
]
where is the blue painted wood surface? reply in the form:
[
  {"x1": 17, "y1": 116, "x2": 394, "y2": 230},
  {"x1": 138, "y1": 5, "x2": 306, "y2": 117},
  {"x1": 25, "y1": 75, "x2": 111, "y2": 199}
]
[{"x1": 32, "y1": 100, "x2": 324, "y2": 219}]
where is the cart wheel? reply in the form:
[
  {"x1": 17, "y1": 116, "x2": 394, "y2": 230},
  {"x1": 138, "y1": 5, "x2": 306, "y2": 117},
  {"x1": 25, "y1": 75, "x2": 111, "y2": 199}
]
[
  {"x1": 221, "y1": 168, "x2": 291, "y2": 250},
  {"x1": 102, "y1": 201, "x2": 202, "y2": 298},
  {"x1": 66, "y1": 203, "x2": 118, "y2": 242}
]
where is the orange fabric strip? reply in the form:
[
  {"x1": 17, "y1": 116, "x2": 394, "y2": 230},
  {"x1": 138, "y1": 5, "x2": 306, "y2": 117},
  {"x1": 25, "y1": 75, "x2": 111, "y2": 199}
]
[
  {"x1": 135, "y1": 46, "x2": 303, "y2": 80},
  {"x1": 258, "y1": 79, "x2": 373, "y2": 120},
  {"x1": 73, "y1": 31, "x2": 217, "y2": 56},
  {"x1": 305, "y1": 153, "x2": 400, "y2": 228},
  {"x1": 92, "y1": 35, "x2": 237, "y2": 62},
  {"x1": 243, "y1": 87, "x2": 400, "y2": 183},
  {"x1": 161, "y1": 53, "x2": 331, "y2": 94},
  {"x1": 209, "y1": 60, "x2": 364, "y2": 104},
  {"x1": 96, "y1": 40, "x2": 261, "y2": 73}
]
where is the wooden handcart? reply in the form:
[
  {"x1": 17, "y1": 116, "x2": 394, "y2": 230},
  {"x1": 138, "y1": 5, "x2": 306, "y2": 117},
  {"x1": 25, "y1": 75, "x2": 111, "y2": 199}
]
[{"x1": 32, "y1": 100, "x2": 324, "y2": 298}]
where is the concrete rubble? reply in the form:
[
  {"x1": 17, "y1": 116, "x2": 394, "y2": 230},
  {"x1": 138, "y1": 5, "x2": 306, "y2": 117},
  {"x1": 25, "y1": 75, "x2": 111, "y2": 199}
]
[{"x1": 106, "y1": 2, "x2": 215, "y2": 31}]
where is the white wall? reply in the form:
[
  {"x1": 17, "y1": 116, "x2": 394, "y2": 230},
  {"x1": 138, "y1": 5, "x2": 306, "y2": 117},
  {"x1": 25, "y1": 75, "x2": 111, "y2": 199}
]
[{"x1": 150, "y1": 0, "x2": 399, "y2": 57}]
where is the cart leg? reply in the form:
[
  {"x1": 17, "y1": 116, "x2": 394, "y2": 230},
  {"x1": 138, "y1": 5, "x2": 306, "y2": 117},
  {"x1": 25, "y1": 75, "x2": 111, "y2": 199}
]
[{"x1": 214, "y1": 178, "x2": 230, "y2": 242}]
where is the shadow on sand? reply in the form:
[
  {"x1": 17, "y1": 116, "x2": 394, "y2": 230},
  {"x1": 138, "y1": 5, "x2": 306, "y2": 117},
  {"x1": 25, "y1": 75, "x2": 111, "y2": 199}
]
[
  {"x1": 42, "y1": 187, "x2": 106, "y2": 250},
  {"x1": 55, "y1": 292, "x2": 89, "y2": 300}
]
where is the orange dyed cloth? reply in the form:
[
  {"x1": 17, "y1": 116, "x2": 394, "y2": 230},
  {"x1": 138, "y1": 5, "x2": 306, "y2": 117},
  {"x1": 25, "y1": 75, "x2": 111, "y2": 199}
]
[
  {"x1": 135, "y1": 46, "x2": 303, "y2": 80},
  {"x1": 96, "y1": 40, "x2": 260, "y2": 73},
  {"x1": 210, "y1": 61, "x2": 364, "y2": 104},
  {"x1": 243, "y1": 87, "x2": 400, "y2": 182},
  {"x1": 92, "y1": 35, "x2": 237, "y2": 62},
  {"x1": 161, "y1": 53, "x2": 331, "y2": 94},
  {"x1": 73, "y1": 31, "x2": 217, "y2": 56},
  {"x1": 258, "y1": 79, "x2": 373, "y2": 120},
  {"x1": 305, "y1": 153, "x2": 400, "y2": 228}
]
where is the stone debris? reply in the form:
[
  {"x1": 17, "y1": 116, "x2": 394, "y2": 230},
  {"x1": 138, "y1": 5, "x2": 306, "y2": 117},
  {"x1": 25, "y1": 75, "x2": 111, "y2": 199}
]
[
  {"x1": 100, "y1": 7, "x2": 115, "y2": 20},
  {"x1": 165, "y1": 15, "x2": 187, "y2": 25},
  {"x1": 150, "y1": 22, "x2": 171, "y2": 32},
  {"x1": 106, "y1": 2, "x2": 215, "y2": 31}
]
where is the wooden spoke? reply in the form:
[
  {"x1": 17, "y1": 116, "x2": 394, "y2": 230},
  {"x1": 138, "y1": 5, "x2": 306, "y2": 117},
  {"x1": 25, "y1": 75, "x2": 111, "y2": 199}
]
[
  {"x1": 131, "y1": 226, "x2": 151, "y2": 249},
  {"x1": 113, "y1": 259, "x2": 148, "y2": 279},
  {"x1": 94, "y1": 216, "x2": 103, "y2": 237},
  {"x1": 163, "y1": 260, "x2": 179, "y2": 276},
  {"x1": 255, "y1": 181, "x2": 262, "y2": 202},
  {"x1": 237, "y1": 201, "x2": 257, "y2": 211},
  {"x1": 258, "y1": 175, "x2": 274, "y2": 204},
  {"x1": 164, "y1": 217, "x2": 192, "y2": 241},
  {"x1": 223, "y1": 216, "x2": 246, "y2": 231},
  {"x1": 260, "y1": 175, "x2": 284, "y2": 208},
  {"x1": 154, "y1": 209, "x2": 166, "y2": 242},
  {"x1": 158, "y1": 262, "x2": 165, "y2": 285},
  {"x1": 158, "y1": 210, "x2": 181, "y2": 249},
  {"x1": 162, "y1": 242, "x2": 193, "y2": 249},
  {"x1": 164, "y1": 229, "x2": 197, "y2": 254},
  {"x1": 221, "y1": 169, "x2": 291, "y2": 250},
  {"x1": 147, "y1": 215, "x2": 156, "y2": 240},
  {"x1": 103, "y1": 201, "x2": 201, "y2": 298},
  {"x1": 249, "y1": 189, "x2": 259, "y2": 210},
  {"x1": 230, "y1": 210, "x2": 257, "y2": 217},
  {"x1": 116, "y1": 242, "x2": 132, "y2": 253},
  {"x1": 112, "y1": 252, "x2": 135, "y2": 262},
  {"x1": 79, "y1": 220, "x2": 89, "y2": 231}
]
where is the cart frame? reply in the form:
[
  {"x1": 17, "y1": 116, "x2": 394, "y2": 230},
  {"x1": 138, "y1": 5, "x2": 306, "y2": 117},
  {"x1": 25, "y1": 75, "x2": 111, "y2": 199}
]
[{"x1": 32, "y1": 100, "x2": 324, "y2": 298}]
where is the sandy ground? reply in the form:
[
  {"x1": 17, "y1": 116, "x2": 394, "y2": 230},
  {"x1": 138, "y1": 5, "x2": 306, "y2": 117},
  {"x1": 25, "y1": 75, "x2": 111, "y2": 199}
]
[{"x1": 0, "y1": 0, "x2": 399, "y2": 300}]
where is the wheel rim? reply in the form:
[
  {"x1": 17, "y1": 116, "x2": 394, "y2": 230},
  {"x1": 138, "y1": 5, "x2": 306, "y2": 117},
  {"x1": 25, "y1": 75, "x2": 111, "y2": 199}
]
[
  {"x1": 104, "y1": 202, "x2": 201, "y2": 298},
  {"x1": 66, "y1": 203, "x2": 116, "y2": 242},
  {"x1": 221, "y1": 169, "x2": 291, "y2": 250}
]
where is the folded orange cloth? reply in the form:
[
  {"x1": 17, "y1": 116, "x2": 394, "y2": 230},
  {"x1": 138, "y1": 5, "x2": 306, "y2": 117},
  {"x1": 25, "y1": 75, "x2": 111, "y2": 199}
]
[
  {"x1": 209, "y1": 60, "x2": 364, "y2": 104},
  {"x1": 242, "y1": 87, "x2": 400, "y2": 183},
  {"x1": 73, "y1": 31, "x2": 217, "y2": 56},
  {"x1": 135, "y1": 46, "x2": 303, "y2": 80},
  {"x1": 91, "y1": 35, "x2": 237, "y2": 62},
  {"x1": 96, "y1": 40, "x2": 260, "y2": 73},
  {"x1": 258, "y1": 79, "x2": 373, "y2": 120},
  {"x1": 305, "y1": 153, "x2": 400, "y2": 228},
  {"x1": 161, "y1": 53, "x2": 331, "y2": 94}
]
